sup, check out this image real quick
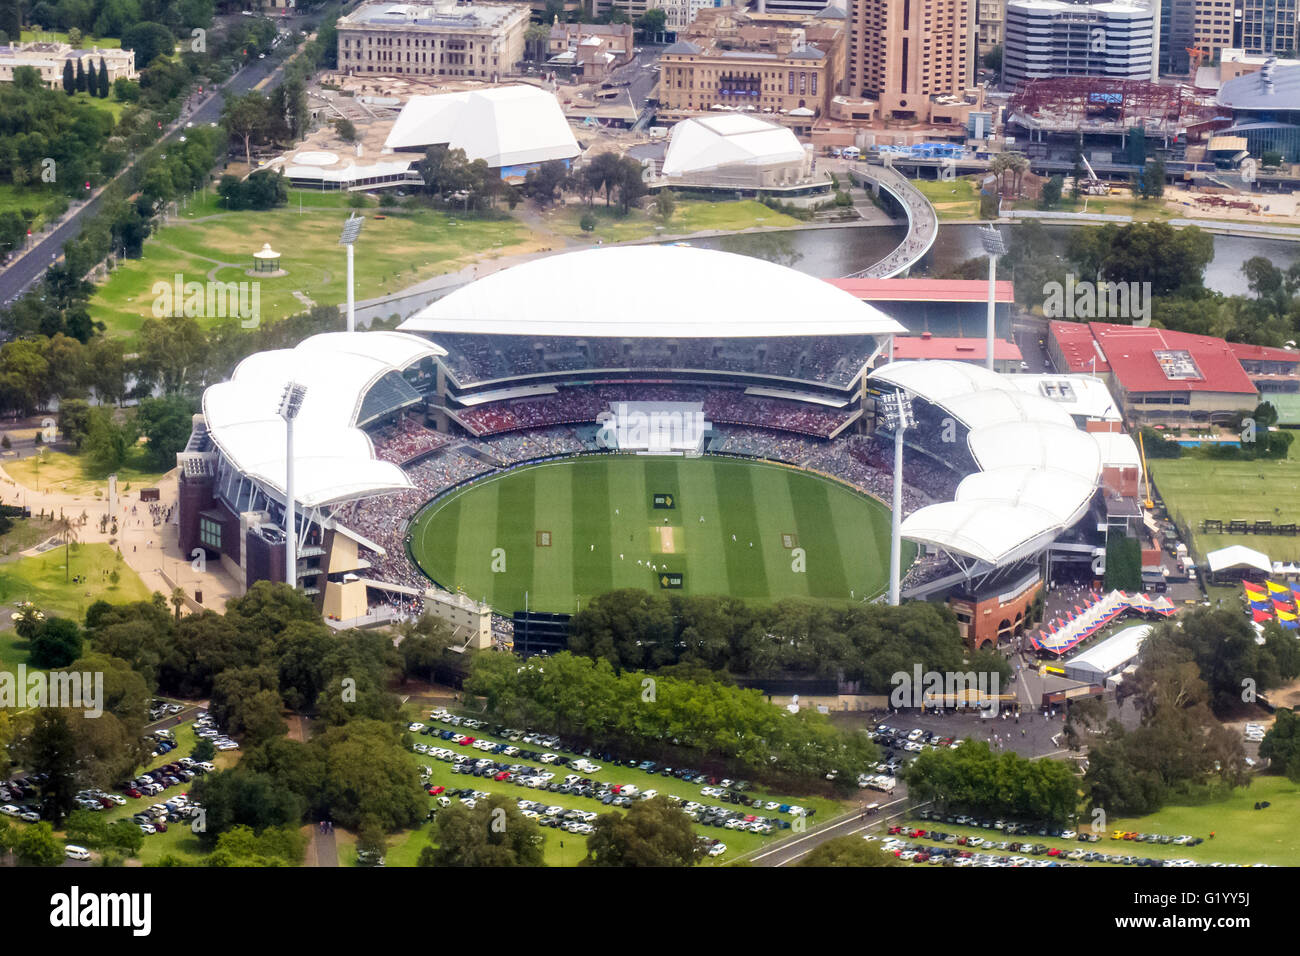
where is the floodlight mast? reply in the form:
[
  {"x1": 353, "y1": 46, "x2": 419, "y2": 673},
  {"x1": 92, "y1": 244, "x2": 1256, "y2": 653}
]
[
  {"x1": 979, "y1": 226, "x2": 1007, "y2": 372},
  {"x1": 278, "y1": 382, "x2": 307, "y2": 588},
  {"x1": 880, "y1": 390, "x2": 915, "y2": 606},
  {"x1": 339, "y1": 215, "x2": 365, "y2": 332}
]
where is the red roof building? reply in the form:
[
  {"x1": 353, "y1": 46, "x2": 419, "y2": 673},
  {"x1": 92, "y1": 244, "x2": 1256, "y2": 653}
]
[
  {"x1": 826, "y1": 278, "x2": 1016, "y2": 343},
  {"x1": 889, "y1": 333, "x2": 1023, "y2": 372}
]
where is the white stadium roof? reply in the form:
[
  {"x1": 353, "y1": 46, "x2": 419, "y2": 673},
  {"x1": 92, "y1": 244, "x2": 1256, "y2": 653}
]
[
  {"x1": 202, "y1": 332, "x2": 443, "y2": 508},
  {"x1": 1006, "y1": 374, "x2": 1122, "y2": 422},
  {"x1": 661, "y1": 114, "x2": 808, "y2": 177},
  {"x1": 869, "y1": 361, "x2": 1109, "y2": 568},
  {"x1": 399, "y1": 245, "x2": 906, "y2": 338},
  {"x1": 383, "y1": 85, "x2": 580, "y2": 168}
]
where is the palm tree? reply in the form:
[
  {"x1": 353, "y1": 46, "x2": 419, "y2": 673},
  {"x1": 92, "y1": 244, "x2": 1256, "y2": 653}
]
[
  {"x1": 52, "y1": 513, "x2": 77, "y2": 583},
  {"x1": 170, "y1": 586, "x2": 186, "y2": 620}
]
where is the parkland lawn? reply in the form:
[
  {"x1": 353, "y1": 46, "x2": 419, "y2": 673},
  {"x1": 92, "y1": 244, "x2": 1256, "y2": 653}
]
[
  {"x1": 546, "y1": 199, "x2": 803, "y2": 244},
  {"x1": 3, "y1": 447, "x2": 166, "y2": 497},
  {"x1": 409, "y1": 455, "x2": 905, "y2": 613},
  {"x1": 910, "y1": 178, "x2": 981, "y2": 221},
  {"x1": 0, "y1": 542, "x2": 154, "y2": 624},
  {"x1": 87, "y1": 190, "x2": 539, "y2": 338},
  {"x1": 1149, "y1": 431, "x2": 1300, "y2": 561}
]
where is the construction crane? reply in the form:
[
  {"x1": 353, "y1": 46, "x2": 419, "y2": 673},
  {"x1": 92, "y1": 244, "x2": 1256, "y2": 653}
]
[
  {"x1": 1186, "y1": 46, "x2": 1205, "y2": 81},
  {"x1": 1077, "y1": 153, "x2": 1109, "y2": 196},
  {"x1": 1137, "y1": 429, "x2": 1155, "y2": 509}
]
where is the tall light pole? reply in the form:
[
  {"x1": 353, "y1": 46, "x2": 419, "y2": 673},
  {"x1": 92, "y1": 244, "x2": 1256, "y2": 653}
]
[
  {"x1": 879, "y1": 389, "x2": 915, "y2": 606},
  {"x1": 339, "y1": 214, "x2": 364, "y2": 332},
  {"x1": 278, "y1": 382, "x2": 307, "y2": 588},
  {"x1": 979, "y1": 225, "x2": 1007, "y2": 371}
]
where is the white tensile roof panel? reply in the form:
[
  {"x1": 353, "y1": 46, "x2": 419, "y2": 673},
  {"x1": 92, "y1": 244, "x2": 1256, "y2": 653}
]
[
  {"x1": 869, "y1": 360, "x2": 1009, "y2": 404},
  {"x1": 955, "y1": 465, "x2": 1097, "y2": 527},
  {"x1": 940, "y1": 388, "x2": 1076, "y2": 430},
  {"x1": 967, "y1": 421, "x2": 1102, "y2": 482},
  {"x1": 202, "y1": 332, "x2": 441, "y2": 508},
  {"x1": 900, "y1": 501, "x2": 1064, "y2": 567},
  {"x1": 383, "y1": 85, "x2": 580, "y2": 168},
  {"x1": 662, "y1": 115, "x2": 808, "y2": 176},
  {"x1": 1092, "y1": 430, "x2": 1142, "y2": 472},
  {"x1": 399, "y1": 245, "x2": 905, "y2": 338}
]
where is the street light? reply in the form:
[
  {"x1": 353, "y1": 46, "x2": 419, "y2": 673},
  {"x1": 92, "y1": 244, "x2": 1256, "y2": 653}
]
[
  {"x1": 339, "y1": 214, "x2": 364, "y2": 332},
  {"x1": 278, "y1": 382, "x2": 307, "y2": 588},
  {"x1": 878, "y1": 389, "x2": 916, "y2": 606},
  {"x1": 979, "y1": 225, "x2": 1007, "y2": 372}
]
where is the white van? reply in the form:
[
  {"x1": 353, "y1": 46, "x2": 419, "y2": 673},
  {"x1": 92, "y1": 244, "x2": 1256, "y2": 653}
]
[
  {"x1": 842, "y1": 146, "x2": 861, "y2": 160},
  {"x1": 65, "y1": 845, "x2": 91, "y2": 861}
]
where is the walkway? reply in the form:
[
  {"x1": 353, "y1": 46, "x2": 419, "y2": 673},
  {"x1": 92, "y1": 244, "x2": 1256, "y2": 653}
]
[{"x1": 844, "y1": 162, "x2": 939, "y2": 278}]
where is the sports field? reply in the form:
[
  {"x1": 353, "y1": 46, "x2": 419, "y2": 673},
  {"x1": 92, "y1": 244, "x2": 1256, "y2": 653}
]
[
  {"x1": 408, "y1": 456, "x2": 907, "y2": 612},
  {"x1": 1149, "y1": 432, "x2": 1300, "y2": 561}
]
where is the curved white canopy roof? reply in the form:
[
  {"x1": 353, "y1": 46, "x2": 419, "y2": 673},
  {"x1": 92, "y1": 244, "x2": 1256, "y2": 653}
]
[
  {"x1": 940, "y1": 388, "x2": 1076, "y2": 430},
  {"x1": 202, "y1": 331, "x2": 441, "y2": 508},
  {"x1": 956, "y1": 466, "x2": 1098, "y2": 527},
  {"x1": 662, "y1": 114, "x2": 808, "y2": 177},
  {"x1": 384, "y1": 85, "x2": 580, "y2": 168},
  {"x1": 967, "y1": 421, "x2": 1102, "y2": 481},
  {"x1": 869, "y1": 360, "x2": 1106, "y2": 567},
  {"x1": 900, "y1": 501, "x2": 1064, "y2": 567},
  {"x1": 399, "y1": 246, "x2": 905, "y2": 338}
]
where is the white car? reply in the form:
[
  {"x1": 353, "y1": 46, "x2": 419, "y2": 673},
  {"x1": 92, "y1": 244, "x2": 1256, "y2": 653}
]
[
  {"x1": 19, "y1": 811, "x2": 39, "y2": 823},
  {"x1": 907, "y1": 728, "x2": 924, "y2": 741},
  {"x1": 708, "y1": 843, "x2": 727, "y2": 857},
  {"x1": 408, "y1": 723, "x2": 425, "y2": 732},
  {"x1": 139, "y1": 823, "x2": 156, "y2": 834},
  {"x1": 1, "y1": 805, "x2": 21, "y2": 817},
  {"x1": 539, "y1": 753, "x2": 558, "y2": 764},
  {"x1": 65, "y1": 845, "x2": 91, "y2": 861}
]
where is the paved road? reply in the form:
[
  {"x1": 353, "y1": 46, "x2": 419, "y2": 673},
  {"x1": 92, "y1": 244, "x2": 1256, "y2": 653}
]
[{"x1": 0, "y1": 29, "x2": 306, "y2": 310}]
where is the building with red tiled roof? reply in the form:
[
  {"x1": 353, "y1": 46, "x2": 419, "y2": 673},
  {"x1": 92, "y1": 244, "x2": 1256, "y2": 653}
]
[
  {"x1": 1047, "y1": 321, "x2": 1272, "y2": 425},
  {"x1": 827, "y1": 278, "x2": 1015, "y2": 341},
  {"x1": 1227, "y1": 341, "x2": 1300, "y2": 402},
  {"x1": 889, "y1": 333, "x2": 1023, "y2": 372}
]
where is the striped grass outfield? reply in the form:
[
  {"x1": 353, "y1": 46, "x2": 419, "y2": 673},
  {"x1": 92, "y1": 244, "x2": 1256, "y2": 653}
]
[{"x1": 408, "y1": 455, "x2": 909, "y2": 613}]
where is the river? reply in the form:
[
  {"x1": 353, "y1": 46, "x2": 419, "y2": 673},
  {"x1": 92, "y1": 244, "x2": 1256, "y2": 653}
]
[{"x1": 688, "y1": 222, "x2": 1300, "y2": 297}]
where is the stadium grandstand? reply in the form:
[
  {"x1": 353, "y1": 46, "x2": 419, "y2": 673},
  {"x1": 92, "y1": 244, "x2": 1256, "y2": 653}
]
[{"x1": 184, "y1": 246, "x2": 1146, "y2": 654}]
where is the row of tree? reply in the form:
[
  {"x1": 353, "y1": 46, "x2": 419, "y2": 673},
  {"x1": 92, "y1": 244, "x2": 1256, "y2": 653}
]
[
  {"x1": 61, "y1": 55, "x2": 113, "y2": 98},
  {"x1": 523, "y1": 153, "x2": 648, "y2": 214},
  {"x1": 903, "y1": 740, "x2": 1078, "y2": 823},
  {"x1": 465, "y1": 650, "x2": 878, "y2": 785},
  {"x1": 567, "y1": 589, "x2": 1011, "y2": 689}
]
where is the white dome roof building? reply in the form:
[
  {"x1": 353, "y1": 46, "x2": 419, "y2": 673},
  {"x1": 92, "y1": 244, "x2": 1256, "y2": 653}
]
[{"x1": 659, "y1": 114, "x2": 823, "y2": 194}]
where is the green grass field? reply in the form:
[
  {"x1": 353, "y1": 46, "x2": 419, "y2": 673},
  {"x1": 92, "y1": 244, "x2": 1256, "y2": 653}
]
[
  {"x1": 1150, "y1": 433, "x2": 1300, "y2": 561},
  {"x1": 910, "y1": 178, "x2": 981, "y2": 220},
  {"x1": 409, "y1": 456, "x2": 904, "y2": 613},
  {"x1": 87, "y1": 190, "x2": 538, "y2": 339},
  {"x1": 0, "y1": 542, "x2": 154, "y2": 623},
  {"x1": 4, "y1": 447, "x2": 166, "y2": 497},
  {"x1": 546, "y1": 199, "x2": 803, "y2": 244}
]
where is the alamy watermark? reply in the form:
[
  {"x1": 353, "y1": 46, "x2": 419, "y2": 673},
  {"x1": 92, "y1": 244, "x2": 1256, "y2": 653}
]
[
  {"x1": 0, "y1": 665, "x2": 103, "y2": 717},
  {"x1": 890, "y1": 665, "x2": 1002, "y2": 716},
  {"x1": 1043, "y1": 274, "x2": 1151, "y2": 326},
  {"x1": 152, "y1": 273, "x2": 260, "y2": 328},
  {"x1": 595, "y1": 402, "x2": 708, "y2": 456}
]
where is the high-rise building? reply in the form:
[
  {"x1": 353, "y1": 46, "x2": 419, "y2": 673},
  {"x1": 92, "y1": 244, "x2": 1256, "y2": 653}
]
[
  {"x1": 847, "y1": 0, "x2": 976, "y2": 122},
  {"x1": 1159, "y1": 0, "x2": 1196, "y2": 73},
  {"x1": 977, "y1": 0, "x2": 1006, "y2": 56},
  {"x1": 1002, "y1": 0, "x2": 1154, "y2": 88},
  {"x1": 1240, "y1": 0, "x2": 1297, "y2": 55},
  {"x1": 1191, "y1": 0, "x2": 1236, "y2": 63}
]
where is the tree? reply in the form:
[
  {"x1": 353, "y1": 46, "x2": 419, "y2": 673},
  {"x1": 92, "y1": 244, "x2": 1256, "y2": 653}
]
[
  {"x1": 1260, "y1": 708, "x2": 1300, "y2": 781},
  {"x1": 14, "y1": 822, "x2": 64, "y2": 866},
  {"x1": 635, "y1": 7, "x2": 666, "y2": 35},
  {"x1": 134, "y1": 395, "x2": 195, "y2": 469},
  {"x1": 1262, "y1": 149, "x2": 1284, "y2": 168},
  {"x1": 30, "y1": 616, "x2": 83, "y2": 668},
  {"x1": 85, "y1": 58, "x2": 96, "y2": 98},
  {"x1": 586, "y1": 795, "x2": 703, "y2": 866},
  {"x1": 58, "y1": 398, "x2": 94, "y2": 450},
  {"x1": 193, "y1": 738, "x2": 216, "y2": 762},
  {"x1": 189, "y1": 771, "x2": 306, "y2": 849},
  {"x1": 20, "y1": 710, "x2": 80, "y2": 826},
  {"x1": 68, "y1": 28, "x2": 82, "y2": 48},
  {"x1": 523, "y1": 160, "x2": 569, "y2": 205},
  {"x1": 579, "y1": 210, "x2": 597, "y2": 231},
  {"x1": 333, "y1": 118, "x2": 357, "y2": 143},
  {"x1": 524, "y1": 22, "x2": 550, "y2": 61},
  {"x1": 121, "y1": 22, "x2": 176, "y2": 69},
  {"x1": 83, "y1": 407, "x2": 131, "y2": 476},
  {"x1": 66, "y1": 808, "x2": 110, "y2": 848},
  {"x1": 97, "y1": 56, "x2": 109, "y2": 98},
  {"x1": 221, "y1": 91, "x2": 273, "y2": 168},
  {"x1": 1140, "y1": 159, "x2": 1166, "y2": 199},
  {"x1": 801, "y1": 835, "x2": 901, "y2": 867},
  {"x1": 983, "y1": 44, "x2": 1003, "y2": 73},
  {"x1": 62, "y1": 59, "x2": 75, "y2": 95},
  {"x1": 655, "y1": 188, "x2": 676, "y2": 220},
  {"x1": 1039, "y1": 174, "x2": 1063, "y2": 210},
  {"x1": 75, "y1": 58, "x2": 86, "y2": 93},
  {"x1": 420, "y1": 793, "x2": 545, "y2": 867}
]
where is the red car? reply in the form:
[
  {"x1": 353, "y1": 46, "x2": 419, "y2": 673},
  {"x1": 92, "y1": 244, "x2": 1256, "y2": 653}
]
[
  {"x1": 888, "y1": 825, "x2": 903, "y2": 835},
  {"x1": 494, "y1": 772, "x2": 510, "y2": 782},
  {"x1": 1047, "y1": 847, "x2": 1061, "y2": 857},
  {"x1": 458, "y1": 736, "x2": 475, "y2": 746},
  {"x1": 154, "y1": 821, "x2": 168, "y2": 833},
  {"x1": 125, "y1": 788, "x2": 142, "y2": 798},
  {"x1": 909, "y1": 828, "x2": 926, "y2": 838},
  {"x1": 428, "y1": 785, "x2": 445, "y2": 795}
]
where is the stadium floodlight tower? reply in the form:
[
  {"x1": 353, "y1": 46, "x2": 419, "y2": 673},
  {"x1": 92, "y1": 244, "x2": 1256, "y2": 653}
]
[
  {"x1": 879, "y1": 388, "x2": 915, "y2": 606},
  {"x1": 278, "y1": 382, "x2": 308, "y2": 588},
  {"x1": 978, "y1": 225, "x2": 1007, "y2": 371},
  {"x1": 339, "y1": 214, "x2": 364, "y2": 332}
]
